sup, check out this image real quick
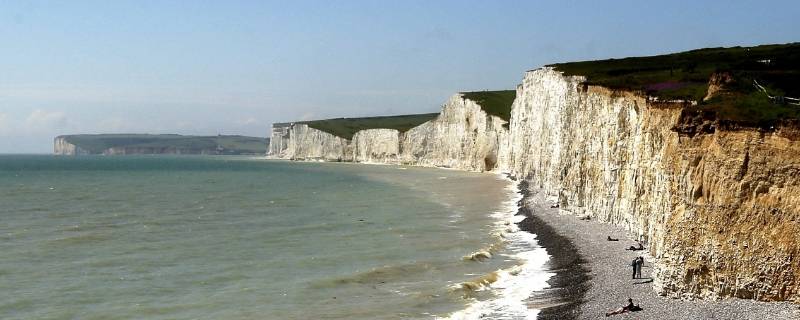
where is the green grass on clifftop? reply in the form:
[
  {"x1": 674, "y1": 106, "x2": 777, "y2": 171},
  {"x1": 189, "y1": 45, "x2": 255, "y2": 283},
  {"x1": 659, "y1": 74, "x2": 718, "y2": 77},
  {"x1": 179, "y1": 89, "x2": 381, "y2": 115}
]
[
  {"x1": 61, "y1": 134, "x2": 267, "y2": 154},
  {"x1": 302, "y1": 113, "x2": 439, "y2": 140},
  {"x1": 548, "y1": 43, "x2": 800, "y2": 124},
  {"x1": 303, "y1": 91, "x2": 516, "y2": 139},
  {"x1": 461, "y1": 90, "x2": 516, "y2": 121}
]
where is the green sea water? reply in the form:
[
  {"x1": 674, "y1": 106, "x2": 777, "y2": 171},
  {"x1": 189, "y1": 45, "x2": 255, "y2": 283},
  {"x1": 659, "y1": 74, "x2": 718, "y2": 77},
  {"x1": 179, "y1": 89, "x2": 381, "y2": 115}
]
[{"x1": 0, "y1": 155, "x2": 550, "y2": 319}]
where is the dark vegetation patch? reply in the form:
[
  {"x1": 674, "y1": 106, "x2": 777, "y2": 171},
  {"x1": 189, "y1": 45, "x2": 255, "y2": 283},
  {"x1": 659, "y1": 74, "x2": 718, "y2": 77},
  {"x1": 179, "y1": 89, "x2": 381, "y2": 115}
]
[
  {"x1": 62, "y1": 134, "x2": 267, "y2": 154},
  {"x1": 461, "y1": 90, "x2": 517, "y2": 122},
  {"x1": 302, "y1": 113, "x2": 440, "y2": 140},
  {"x1": 549, "y1": 43, "x2": 800, "y2": 125}
]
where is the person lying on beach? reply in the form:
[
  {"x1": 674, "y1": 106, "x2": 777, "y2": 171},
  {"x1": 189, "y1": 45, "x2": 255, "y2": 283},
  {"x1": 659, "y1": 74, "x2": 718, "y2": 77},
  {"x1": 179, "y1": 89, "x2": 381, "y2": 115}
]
[
  {"x1": 607, "y1": 236, "x2": 619, "y2": 241},
  {"x1": 605, "y1": 298, "x2": 642, "y2": 317},
  {"x1": 626, "y1": 242, "x2": 645, "y2": 251}
]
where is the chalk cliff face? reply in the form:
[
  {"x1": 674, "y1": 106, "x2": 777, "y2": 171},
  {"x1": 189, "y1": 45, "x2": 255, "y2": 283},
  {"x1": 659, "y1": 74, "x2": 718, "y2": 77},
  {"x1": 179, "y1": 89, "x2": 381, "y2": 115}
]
[
  {"x1": 281, "y1": 123, "x2": 352, "y2": 161},
  {"x1": 54, "y1": 136, "x2": 90, "y2": 155},
  {"x1": 269, "y1": 123, "x2": 292, "y2": 156},
  {"x1": 352, "y1": 129, "x2": 401, "y2": 163},
  {"x1": 400, "y1": 95, "x2": 509, "y2": 171},
  {"x1": 269, "y1": 68, "x2": 799, "y2": 302},
  {"x1": 506, "y1": 68, "x2": 799, "y2": 302},
  {"x1": 507, "y1": 68, "x2": 678, "y2": 239},
  {"x1": 269, "y1": 94, "x2": 509, "y2": 171}
]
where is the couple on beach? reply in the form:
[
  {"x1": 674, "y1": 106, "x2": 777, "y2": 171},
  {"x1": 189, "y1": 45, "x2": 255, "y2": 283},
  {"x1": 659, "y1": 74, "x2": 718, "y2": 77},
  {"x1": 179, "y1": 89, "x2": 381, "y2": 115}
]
[{"x1": 631, "y1": 256, "x2": 644, "y2": 279}]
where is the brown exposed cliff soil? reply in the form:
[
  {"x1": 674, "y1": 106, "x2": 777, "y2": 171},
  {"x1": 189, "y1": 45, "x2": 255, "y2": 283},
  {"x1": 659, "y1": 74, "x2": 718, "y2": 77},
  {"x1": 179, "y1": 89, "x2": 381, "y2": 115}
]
[
  {"x1": 660, "y1": 128, "x2": 800, "y2": 302},
  {"x1": 671, "y1": 110, "x2": 718, "y2": 137},
  {"x1": 672, "y1": 109, "x2": 800, "y2": 139},
  {"x1": 703, "y1": 72, "x2": 734, "y2": 101},
  {"x1": 603, "y1": 77, "x2": 800, "y2": 302}
]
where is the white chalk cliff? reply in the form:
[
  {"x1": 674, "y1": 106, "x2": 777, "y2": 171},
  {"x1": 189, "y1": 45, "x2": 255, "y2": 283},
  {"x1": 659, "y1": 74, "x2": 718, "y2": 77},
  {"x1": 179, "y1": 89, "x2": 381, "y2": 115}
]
[
  {"x1": 271, "y1": 94, "x2": 509, "y2": 172},
  {"x1": 54, "y1": 136, "x2": 91, "y2": 155},
  {"x1": 269, "y1": 68, "x2": 800, "y2": 302}
]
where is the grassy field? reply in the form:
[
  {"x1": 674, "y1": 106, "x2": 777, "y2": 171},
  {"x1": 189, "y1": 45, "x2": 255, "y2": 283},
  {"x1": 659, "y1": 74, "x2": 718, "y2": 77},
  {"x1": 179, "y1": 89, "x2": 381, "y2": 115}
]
[
  {"x1": 302, "y1": 113, "x2": 439, "y2": 140},
  {"x1": 61, "y1": 134, "x2": 268, "y2": 154},
  {"x1": 549, "y1": 43, "x2": 800, "y2": 124},
  {"x1": 461, "y1": 90, "x2": 516, "y2": 122}
]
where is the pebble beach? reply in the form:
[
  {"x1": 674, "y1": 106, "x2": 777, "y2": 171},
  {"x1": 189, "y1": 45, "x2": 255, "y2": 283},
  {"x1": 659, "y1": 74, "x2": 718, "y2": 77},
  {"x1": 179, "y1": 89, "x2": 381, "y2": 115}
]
[{"x1": 515, "y1": 182, "x2": 800, "y2": 320}]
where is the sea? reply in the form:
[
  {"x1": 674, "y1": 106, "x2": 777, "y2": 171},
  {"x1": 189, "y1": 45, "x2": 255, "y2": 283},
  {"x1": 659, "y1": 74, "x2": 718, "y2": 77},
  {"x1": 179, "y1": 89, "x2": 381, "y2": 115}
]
[{"x1": 0, "y1": 155, "x2": 553, "y2": 319}]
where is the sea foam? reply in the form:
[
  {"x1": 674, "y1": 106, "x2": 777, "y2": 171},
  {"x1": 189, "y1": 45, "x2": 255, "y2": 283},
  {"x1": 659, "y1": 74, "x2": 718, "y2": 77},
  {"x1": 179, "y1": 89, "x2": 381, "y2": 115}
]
[{"x1": 442, "y1": 176, "x2": 555, "y2": 320}]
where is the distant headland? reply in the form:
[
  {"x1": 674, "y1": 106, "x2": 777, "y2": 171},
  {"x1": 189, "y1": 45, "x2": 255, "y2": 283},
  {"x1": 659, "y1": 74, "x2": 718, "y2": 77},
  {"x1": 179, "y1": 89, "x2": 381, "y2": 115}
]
[{"x1": 54, "y1": 134, "x2": 268, "y2": 155}]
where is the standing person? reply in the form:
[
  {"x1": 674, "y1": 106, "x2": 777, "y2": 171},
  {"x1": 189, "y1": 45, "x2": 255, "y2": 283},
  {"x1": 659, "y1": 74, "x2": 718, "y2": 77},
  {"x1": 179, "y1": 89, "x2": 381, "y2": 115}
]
[
  {"x1": 635, "y1": 257, "x2": 644, "y2": 278},
  {"x1": 631, "y1": 258, "x2": 638, "y2": 279}
]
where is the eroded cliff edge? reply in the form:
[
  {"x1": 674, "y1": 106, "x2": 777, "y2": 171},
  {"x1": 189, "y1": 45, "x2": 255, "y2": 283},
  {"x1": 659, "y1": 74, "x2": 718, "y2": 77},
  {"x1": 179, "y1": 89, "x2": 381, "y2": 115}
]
[{"x1": 269, "y1": 68, "x2": 799, "y2": 302}]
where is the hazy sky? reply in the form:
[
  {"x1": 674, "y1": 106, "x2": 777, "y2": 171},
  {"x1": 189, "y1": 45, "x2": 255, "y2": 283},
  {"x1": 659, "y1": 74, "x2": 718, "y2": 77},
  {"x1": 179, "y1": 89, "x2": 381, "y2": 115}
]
[{"x1": 1, "y1": 0, "x2": 798, "y2": 153}]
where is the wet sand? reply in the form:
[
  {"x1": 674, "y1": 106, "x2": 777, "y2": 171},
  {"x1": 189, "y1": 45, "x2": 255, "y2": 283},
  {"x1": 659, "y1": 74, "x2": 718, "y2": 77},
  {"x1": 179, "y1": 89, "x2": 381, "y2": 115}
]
[{"x1": 515, "y1": 181, "x2": 800, "y2": 320}]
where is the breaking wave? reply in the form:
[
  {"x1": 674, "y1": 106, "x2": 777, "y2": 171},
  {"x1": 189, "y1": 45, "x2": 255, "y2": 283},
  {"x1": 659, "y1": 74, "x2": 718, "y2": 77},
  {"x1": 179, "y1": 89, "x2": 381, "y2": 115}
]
[
  {"x1": 462, "y1": 241, "x2": 504, "y2": 262},
  {"x1": 454, "y1": 270, "x2": 502, "y2": 292},
  {"x1": 314, "y1": 261, "x2": 439, "y2": 287},
  {"x1": 441, "y1": 176, "x2": 555, "y2": 320}
]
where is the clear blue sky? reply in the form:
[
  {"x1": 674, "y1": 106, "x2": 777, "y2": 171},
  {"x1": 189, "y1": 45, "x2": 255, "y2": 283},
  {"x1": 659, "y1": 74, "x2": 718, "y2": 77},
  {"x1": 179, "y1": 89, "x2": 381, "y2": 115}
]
[{"x1": 1, "y1": 0, "x2": 798, "y2": 153}]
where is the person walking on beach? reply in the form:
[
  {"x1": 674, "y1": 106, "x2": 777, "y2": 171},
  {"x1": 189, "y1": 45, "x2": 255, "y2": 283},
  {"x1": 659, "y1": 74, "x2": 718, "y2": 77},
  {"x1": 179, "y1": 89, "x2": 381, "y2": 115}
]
[
  {"x1": 635, "y1": 256, "x2": 644, "y2": 278},
  {"x1": 631, "y1": 258, "x2": 638, "y2": 279}
]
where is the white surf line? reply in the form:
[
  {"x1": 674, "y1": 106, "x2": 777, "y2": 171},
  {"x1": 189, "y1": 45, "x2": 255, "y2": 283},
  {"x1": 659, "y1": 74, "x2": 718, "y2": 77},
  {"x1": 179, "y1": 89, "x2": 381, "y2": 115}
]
[{"x1": 441, "y1": 175, "x2": 555, "y2": 320}]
